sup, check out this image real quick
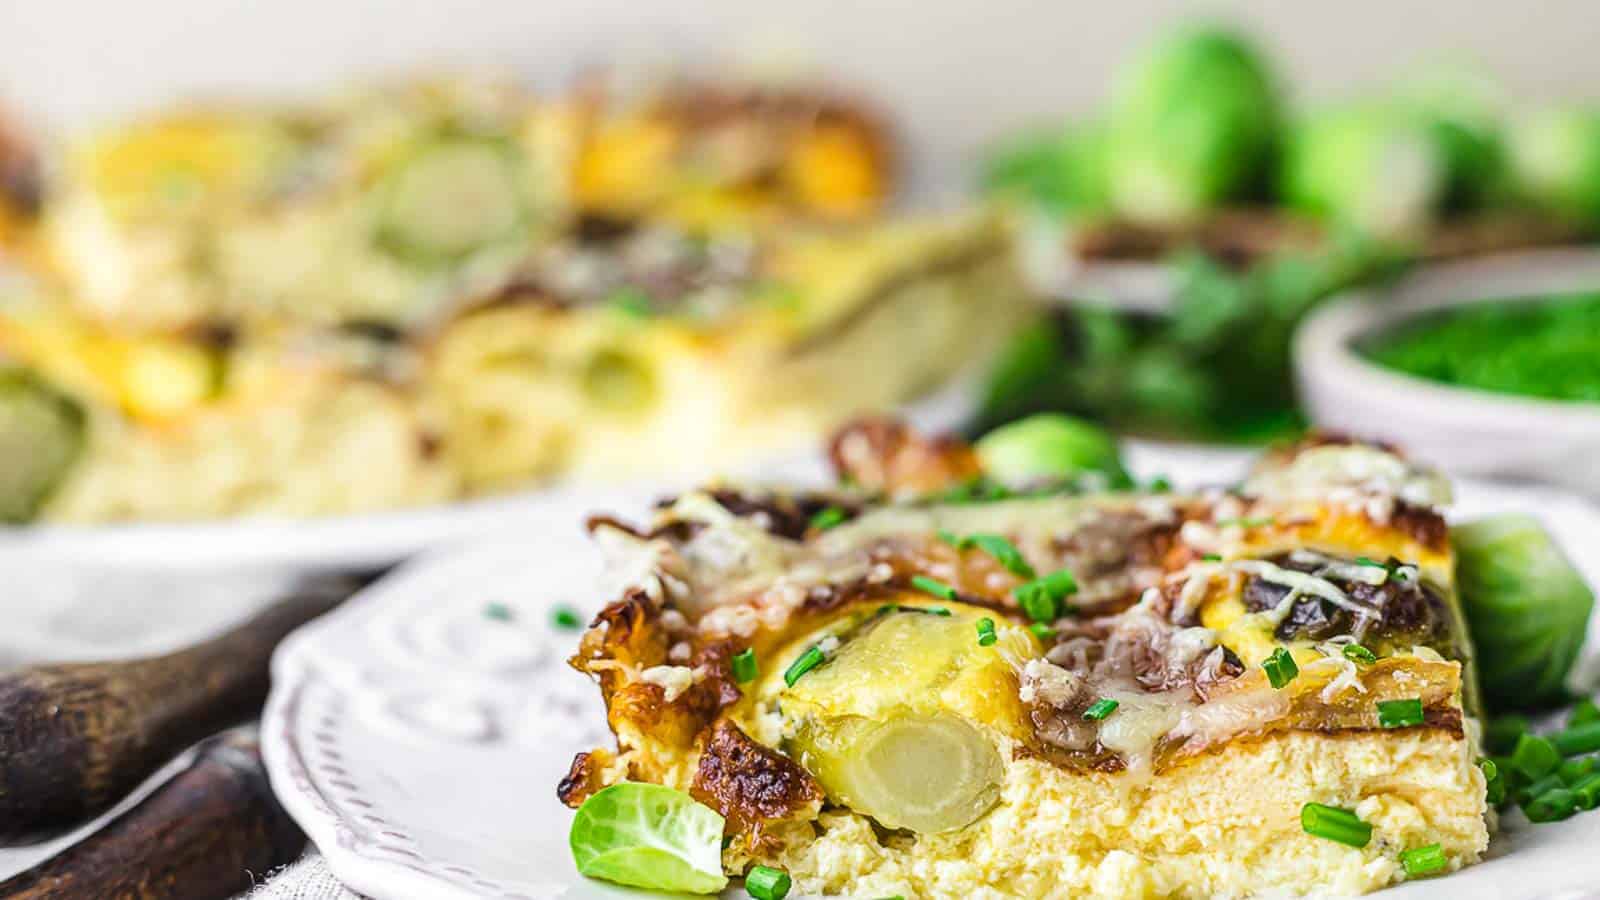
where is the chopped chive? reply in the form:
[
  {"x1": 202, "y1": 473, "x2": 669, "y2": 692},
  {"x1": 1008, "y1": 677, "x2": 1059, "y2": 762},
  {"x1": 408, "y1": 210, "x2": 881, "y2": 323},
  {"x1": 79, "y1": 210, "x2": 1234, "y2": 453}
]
[
  {"x1": 1263, "y1": 647, "x2": 1299, "y2": 689},
  {"x1": 910, "y1": 575, "x2": 958, "y2": 602},
  {"x1": 1201, "y1": 553, "x2": 1223, "y2": 562},
  {"x1": 606, "y1": 287, "x2": 654, "y2": 317},
  {"x1": 937, "y1": 528, "x2": 967, "y2": 549},
  {"x1": 1519, "y1": 772, "x2": 1566, "y2": 806},
  {"x1": 1480, "y1": 758, "x2": 1506, "y2": 806},
  {"x1": 1571, "y1": 699, "x2": 1600, "y2": 728},
  {"x1": 1015, "y1": 568, "x2": 1078, "y2": 622},
  {"x1": 550, "y1": 604, "x2": 582, "y2": 630},
  {"x1": 1400, "y1": 844, "x2": 1448, "y2": 877},
  {"x1": 1572, "y1": 772, "x2": 1600, "y2": 810},
  {"x1": 1301, "y1": 803, "x2": 1372, "y2": 848},
  {"x1": 1354, "y1": 556, "x2": 1388, "y2": 569},
  {"x1": 745, "y1": 865, "x2": 791, "y2": 900},
  {"x1": 1083, "y1": 698, "x2": 1119, "y2": 721},
  {"x1": 1553, "y1": 721, "x2": 1600, "y2": 756},
  {"x1": 809, "y1": 506, "x2": 847, "y2": 532},
  {"x1": 1341, "y1": 643, "x2": 1378, "y2": 665},
  {"x1": 1147, "y1": 475, "x2": 1172, "y2": 493},
  {"x1": 484, "y1": 602, "x2": 514, "y2": 622},
  {"x1": 731, "y1": 648, "x2": 759, "y2": 684},
  {"x1": 1559, "y1": 756, "x2": 1596, "y2": 785},
  {"x1": 1486, "y1": 716, "x2": 1530, "y2": 754},
  {"x1": 1377, "y1": 697, "x2": 1425, "y2": 729},
  {"x1": 783, "y1": 645, "x2": 826, "y2": 687},
  {"x1": 968, "y1": 533, "x2": 1036, "y2": 579},
  {"x1": 976, "y1": 617, "x2": 998, "y2": 647},
  {"x1": 1029, "y1": 623, "x2": 1056, "y2": 641},
  {"x1": 1525, "y1": 786, "x2": 1578, "y2": 822},
  {"x1": 1512, "y1": 733, "x2": 1562, "y2": 778}
]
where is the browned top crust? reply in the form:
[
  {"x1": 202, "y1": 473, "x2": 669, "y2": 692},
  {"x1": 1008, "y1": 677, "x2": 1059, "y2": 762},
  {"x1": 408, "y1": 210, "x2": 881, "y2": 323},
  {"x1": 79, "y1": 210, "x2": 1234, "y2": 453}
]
[
  {"x1": 690, "y1": 719, "x2": 823, "y2": 836},
  {"x1": 827, "y1": 417, "x2": 981, "y2": 498}
]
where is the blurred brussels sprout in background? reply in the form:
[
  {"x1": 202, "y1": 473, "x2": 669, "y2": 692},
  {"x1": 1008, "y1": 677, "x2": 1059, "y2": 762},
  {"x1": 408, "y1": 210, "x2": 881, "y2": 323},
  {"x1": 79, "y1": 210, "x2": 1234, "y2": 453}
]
[
  {"x1": 1509, "y1": 107, "x2": 1600, "y2": 228},
  {"x1": 1103, "y1": 24, "x2": 1282, "y2": 225},
  {"x1": 1392, "y1": 61, "x2": 1509, "y2": 211},
  {"x1": 1279, "y1": 102, "x2": 1449, "y2": 237},
  {"x1": 974, "y1": 412, "x2": 1129, "y2": 488},
  {"x1": 981, "y1": 122, "x2": 1109, "y2": 216}
]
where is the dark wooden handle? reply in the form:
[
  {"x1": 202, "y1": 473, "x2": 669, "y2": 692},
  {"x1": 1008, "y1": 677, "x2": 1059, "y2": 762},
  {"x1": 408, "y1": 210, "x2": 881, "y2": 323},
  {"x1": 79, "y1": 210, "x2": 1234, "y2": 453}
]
[
  {"x1": 0, "y1": 727, "x2": 306, "y2": 900},
  {"x1": 0, "y1": 573, "x2": 370, "y2": 842}
]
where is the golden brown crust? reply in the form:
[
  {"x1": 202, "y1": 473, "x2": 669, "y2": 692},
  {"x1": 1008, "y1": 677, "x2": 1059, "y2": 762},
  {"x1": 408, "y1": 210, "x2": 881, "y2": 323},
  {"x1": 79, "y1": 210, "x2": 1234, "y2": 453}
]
[
  {"x1": 827, "y1": 417, "x2": 981, "y2": 498},
  {"x1": 690, "y1": 719, "x2": 823, "y2": 838},
  {"x1": 557, "y1": 750, "x2": 607, "y2": 808}
]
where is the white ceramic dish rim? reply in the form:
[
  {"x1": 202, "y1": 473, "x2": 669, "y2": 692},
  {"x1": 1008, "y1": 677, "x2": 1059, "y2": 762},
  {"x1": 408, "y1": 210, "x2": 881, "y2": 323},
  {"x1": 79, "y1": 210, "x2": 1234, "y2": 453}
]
[{"x1": 1295, "y1": 248, "x2": 1600, "y2": 438}]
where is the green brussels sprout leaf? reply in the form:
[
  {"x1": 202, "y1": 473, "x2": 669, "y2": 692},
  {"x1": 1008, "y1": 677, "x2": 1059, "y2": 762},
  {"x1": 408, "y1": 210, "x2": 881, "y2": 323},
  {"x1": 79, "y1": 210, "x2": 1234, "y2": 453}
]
[
  {"x1": 569, "y1": 783, "x2": 729, "y2": 895},
  {"x1": 1454, "y1": 515, "x2": 1596, "y2": 710},
  {"x1": 0, "y1": 367, "x2": 86, "y2": 523},
  {"x1": 976, "y1": 413, "x2": 1128, "y2": 488}
]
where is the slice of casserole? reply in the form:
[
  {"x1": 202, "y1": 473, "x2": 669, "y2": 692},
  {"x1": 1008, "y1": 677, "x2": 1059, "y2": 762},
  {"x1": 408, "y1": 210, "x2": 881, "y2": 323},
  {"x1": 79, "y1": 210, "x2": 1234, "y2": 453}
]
[
  {"x1": 0, "y1": 307, "x2": 454, "y2": 522},
  {"x1": 425, "y1": 213, "x2": 1033, "y2": 491},
  {"x1": 559, "y1": 421, "x2": 1490, "y2": 899},
  {"x1": 37, "y1": 76, "x2": 567, "y2": 331}
]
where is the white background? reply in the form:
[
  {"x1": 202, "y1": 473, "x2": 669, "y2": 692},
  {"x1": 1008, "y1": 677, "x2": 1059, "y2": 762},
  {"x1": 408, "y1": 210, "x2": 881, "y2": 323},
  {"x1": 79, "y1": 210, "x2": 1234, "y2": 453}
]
[{"x1": 5, "y1": 0, "x2": 1599, "y2": 202}]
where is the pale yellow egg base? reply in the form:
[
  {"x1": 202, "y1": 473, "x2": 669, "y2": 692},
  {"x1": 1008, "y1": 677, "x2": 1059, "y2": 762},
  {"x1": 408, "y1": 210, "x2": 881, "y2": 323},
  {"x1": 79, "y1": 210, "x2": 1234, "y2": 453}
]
[{"x1": 757, "y1": 728, "x2": 1488, "y2": 900}]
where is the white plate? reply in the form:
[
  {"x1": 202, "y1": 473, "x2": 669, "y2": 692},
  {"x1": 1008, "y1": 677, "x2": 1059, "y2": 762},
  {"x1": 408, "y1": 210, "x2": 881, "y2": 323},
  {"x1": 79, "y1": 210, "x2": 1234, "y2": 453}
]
[
  {"x1": 262, "y1": 456, "x2": 1600, "y2": 900},
  {"x1": 0, "y1": 378, "x2": 978, "y2": 572}
]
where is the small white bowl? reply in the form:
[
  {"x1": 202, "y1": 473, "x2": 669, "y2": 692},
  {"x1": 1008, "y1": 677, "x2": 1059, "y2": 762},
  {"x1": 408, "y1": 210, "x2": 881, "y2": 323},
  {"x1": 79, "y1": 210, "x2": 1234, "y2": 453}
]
[{"x1": 1295, "y1": 249, "x2": 1600, "y2": 497}]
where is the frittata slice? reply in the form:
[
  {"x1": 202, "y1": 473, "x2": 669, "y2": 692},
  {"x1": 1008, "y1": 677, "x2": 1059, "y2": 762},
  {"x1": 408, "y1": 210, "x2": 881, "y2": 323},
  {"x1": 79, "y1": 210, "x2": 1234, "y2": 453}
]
[
  {"x1": 560, "y1": 422, "x2": 1489, "y2": 899},
  {"x1": 426, "y1": 213, "x2": 1034, "y2": 491}
]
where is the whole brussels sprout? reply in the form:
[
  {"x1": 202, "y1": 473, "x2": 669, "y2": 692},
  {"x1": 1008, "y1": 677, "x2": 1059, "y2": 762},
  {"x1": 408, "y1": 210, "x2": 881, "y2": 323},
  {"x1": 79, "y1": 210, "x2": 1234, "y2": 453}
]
[
  {"x1": 1104, "y1": 24, "x2": 1282, "y2": 225},
  {"x1": 982, "y1": 122, "x2": 1110, "y2": 216},
  {"x1": 1509, "y1": 106, "x2": 1600, "y2": 228},
  {"x1": 1279, "y1": 102, "x2": 1449, "y2": 236}
]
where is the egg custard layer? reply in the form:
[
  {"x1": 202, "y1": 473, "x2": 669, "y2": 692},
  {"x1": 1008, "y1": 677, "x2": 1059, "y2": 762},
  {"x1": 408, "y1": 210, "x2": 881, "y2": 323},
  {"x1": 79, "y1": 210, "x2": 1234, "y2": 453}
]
[{"x1": 561, "y1": 423, "x2": 1490, "y2": 899}]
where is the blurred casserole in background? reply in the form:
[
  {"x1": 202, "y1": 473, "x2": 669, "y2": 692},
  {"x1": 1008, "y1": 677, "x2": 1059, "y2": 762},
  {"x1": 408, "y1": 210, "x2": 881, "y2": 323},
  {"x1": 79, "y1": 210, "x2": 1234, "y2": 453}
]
[{"x1": 0, "y1": 71, "x2": 1033, "y2": 524}]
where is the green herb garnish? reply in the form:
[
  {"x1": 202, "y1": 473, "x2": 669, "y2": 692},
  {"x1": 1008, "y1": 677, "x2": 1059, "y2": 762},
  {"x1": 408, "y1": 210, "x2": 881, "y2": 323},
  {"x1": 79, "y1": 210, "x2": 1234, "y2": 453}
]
[
  {"x1": 1511, "y1": 732, "x2": 1562, "y2": 778},
  {"x1": 1015, "y1": 568, "x2": 1078, "y2": 622},
  {"x1": 1377, "y1": 697, "x2": 1425, "y2": 729},
  {"x1": 1263, "y1": 647, "x2": 1299, "y2": 689},
  {"x1": 1029, "y1": 623, "x2": 1056, "y2": 641},
  {"x1": 484, "y1": 602, "x2": 514, "y2": 622},
  {"x1": 745, "y1": 865, "x2": 792, "y2": 900},
  {"x1": 1341, "y1": 643, "x2": 1377, "y2": 665},
  {"x1": 809, "y1": 506, "x2": 847, "y2": 532},
  {"x1": 606, "y1": 288, "x2": 654, "y2": 318},
  {"x1": 784, "y1": 645, "x2": 827, "y2": 687},
  {"x1": 1480, "y1": 758, "x2": 1506, "y2": 806},
  {"x1": 911, "y1": 575, "x2": 958, "y2": 602},
  {"x1": 976, "y1": 617, "x2": 999, "y2": 647},
  {"x1": 1554, "y1": 722, "x2": 1600, "y2": 756},
  {"x1": 1083, "y1": 698, "x2": 1120, "y2": 721},
  {"x1": 1573, "y1": 772, "x2": 1600, "y2": 811},
  {"x1": 1301, "y1": 802, "x2": 1372, "y2": 847},
  {"x1": 569, "y1": 783, "x2": 728, "y2": 894},
  {"x1": 1400, "y1": 844, "x2": 1448, "y2": 877},
  {"x1": 1525, "y1": 786, "x2": 1579, "y2": 822},
  {"x1": 550, "y1": 605, "x2": 583, "y2": 630},
  {"x1": 731, "y1": 648, "x2": 759, "y2": 684},
  {"x1": 968, "y1": 533, "x2": 1037, "y2": 578}
]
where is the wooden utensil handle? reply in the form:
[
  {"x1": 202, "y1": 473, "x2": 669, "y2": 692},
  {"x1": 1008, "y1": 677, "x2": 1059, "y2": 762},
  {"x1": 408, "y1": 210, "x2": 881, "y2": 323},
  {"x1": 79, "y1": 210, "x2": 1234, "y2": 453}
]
[
  {"x1": 0, "y1": 728, "x2": 306, "y2": 900},
  {"x1": 0, "y1": 573, "x2": 370, "y2": 842}
]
